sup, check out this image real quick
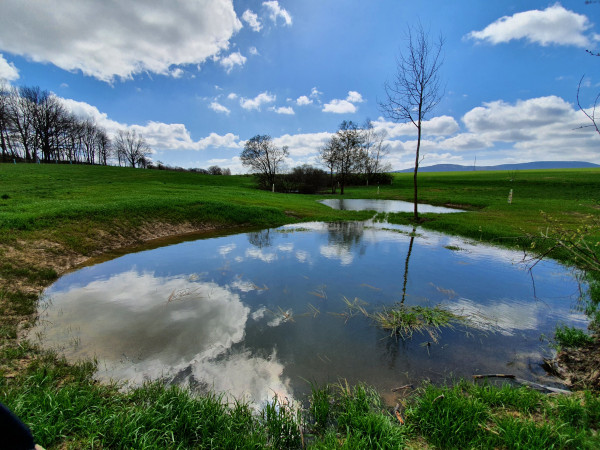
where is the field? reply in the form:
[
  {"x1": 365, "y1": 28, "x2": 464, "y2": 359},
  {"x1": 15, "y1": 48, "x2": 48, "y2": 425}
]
[{"x1": 1, "y1": 163, "x2": 599, "y2": 448}]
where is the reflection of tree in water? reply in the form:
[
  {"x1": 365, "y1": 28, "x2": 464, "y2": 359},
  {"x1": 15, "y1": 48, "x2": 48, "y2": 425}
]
[
  {"x1": 401, "y1": 227, "x2": 417, "y2": 305},
  {"x1": 326, "y1": 221, "x2": 366, "y2": 254},
  {"x1": 247, "y1": 229, "x2": 273, "y2": 248}
]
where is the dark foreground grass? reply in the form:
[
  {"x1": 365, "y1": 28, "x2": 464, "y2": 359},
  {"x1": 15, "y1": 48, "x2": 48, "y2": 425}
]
[{"x1": 3, "y1": 361, "x2": 599, "y2": 449}]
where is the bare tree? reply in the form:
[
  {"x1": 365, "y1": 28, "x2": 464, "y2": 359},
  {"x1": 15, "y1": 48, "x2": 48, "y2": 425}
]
[
  {"x1": 380, "y1": 24, "x2": 444, "y2": 221},
  {"x1": 332, "y1": 121, "x2": 364, "y2": 195},
  {"x1": 362, "y1": 119, "x2": 391, "y2": 184},
  {"x1": 240, "y1": 135, "x2": 288, "y2": 188},
  {"x1": 577, "y1": 75, "x2": 600, "y2": 138},
  {"x1": 320, "y1": 139, "x2": 339, "y2": 194},
  {"x1": 113, "y1": 129, "x2": 151, "y2": 168}
]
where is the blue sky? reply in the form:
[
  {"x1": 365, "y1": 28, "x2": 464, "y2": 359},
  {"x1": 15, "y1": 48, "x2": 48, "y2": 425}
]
[{"x1": 1, "y1": 1, "x2": 599, "y2": 172}]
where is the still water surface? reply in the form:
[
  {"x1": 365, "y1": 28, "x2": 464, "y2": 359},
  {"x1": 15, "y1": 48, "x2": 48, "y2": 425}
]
[
  {"x1": 319, "y1": 198, "x2": 461, "y2": 213},
  {"x1": 33, "y1": 220, "x2": 586, "y2": 404}
]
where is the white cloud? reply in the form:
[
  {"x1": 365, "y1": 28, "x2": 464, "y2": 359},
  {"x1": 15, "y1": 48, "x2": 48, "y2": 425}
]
[
  {"x1": 240, "y1": 91, "x2": 276, "y2": 110},
  {"x1": 219, "y1": 51, "x2": 247, "y2": 73},
  {"x1": 170, "y1": 67, "x2": 184, "y2": 78},
  {"x1": 0, "y1": 0, "x2": 242, "y2": 82},
  {"x1": 346, "y1": 91, "x2": 364, "y2": 103},
  {"x1": 227, "y1": 92, "x2": 238, "y2": 100},
  {"x1": 0, "y1": 53, "x2": 19, "y2": 81},
  {"x1": 263, "y1": 1, "x2": 292, "y2": 26},
  {"x1": 322, "y1": 99, "x2": 356, "y2": 114},
  {"x1": 272, "y1": 132, "x2": 332, "y2": 157},
  {"x1": 60, "y1": 97, "x2": 241, "y2": 152},
  {"x1": 467, "y1": 4, "x2": 594, "y2": 47},
  {"x1": 209, "y1": 101, "x2": 230, "y2": 115},
  {"x1": 322, "y1": 90, "x2": 364, "y2": 114},
  {"x1": 242, "y1": 9, "x2": 262, "y2": 32},
  {"x1": 271, "y1": 106, "x2": 295, "y2": 115},
  {"x1": 373, "y1": 115, "x2": 459, "y2": 138},
  {"x1": 296, "y1": 95, "x2": 313, "y2": 106},
  {"x1": 249, "y1": 46, "x2": 259, "y2": 56}
]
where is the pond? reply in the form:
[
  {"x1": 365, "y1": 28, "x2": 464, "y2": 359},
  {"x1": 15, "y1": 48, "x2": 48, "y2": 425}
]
[
  {"x1": 32, "y1": 221, "x2": 587, "y2": 405},
  {"x1": 319, "y1": 198, "x2": 462, "y2": 214}
]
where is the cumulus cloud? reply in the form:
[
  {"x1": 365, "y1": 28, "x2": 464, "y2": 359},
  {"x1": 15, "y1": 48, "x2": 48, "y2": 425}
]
[
  {"x1": 346, "y1": 91, "x2": 364, "y2": 103},
  {"x1": 249, "y1": 46, "x2": 259, "y2": 56},
  {"x1": 0, "y1": 53, "x2": 19, "y2": 81},
  {"x1": 227, "y1": 92, "x2": 238, "y2": 100},
  {"x1": 209, "y1": 101, "x2": 230, "y2": 115},
  {"x1": 60, "y1": 97, "x2": 241, "y2": 151},
  {"x1": 373, "y1": 115, "x2": 460, "y2": 138},
  {"x1": 242, "y1": 9, "x2": 262, "y2": 32},
  {"x1": 240, "y1": 91, "x2": 276, "y2": 110},
  {"x1": 219, "y1": 51, "x2": 247, "y2": 73},
  {"x1": 263, "y1": 1, "x2": 292, "y2": 26},
  {"x1": 322, "y1": 99, "x2": 357, "y2": 114},
  {"x1": 0, "y1": 0, "x2": 242, "y2": 82},
  {"x1": 272, "y1": 132, "x2": 332, "y2": 157},
  {"x1": 467, "y1": 4, "x2": 594, "y2": 47},
  {"x1": 296, "y1": 95, "x2": 312, "y2": 106},
  {"x1": 322, "y1": 90, "x2": 364, "y2": 114},
  {"x1": 271, "y1": 106, "x2": 295, "y2": 115}
]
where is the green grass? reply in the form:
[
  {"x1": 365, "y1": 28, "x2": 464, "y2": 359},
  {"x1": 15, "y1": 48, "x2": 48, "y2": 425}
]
[
  {"x1": 554, "y1": 325, "x2": 595, "y2": 349},
  {"x1": 3, "y1": 164, "x2": 600, "y2": 448}
]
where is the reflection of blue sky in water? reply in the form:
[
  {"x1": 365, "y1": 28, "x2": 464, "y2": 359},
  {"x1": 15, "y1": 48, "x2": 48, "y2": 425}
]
[{"x1": 33, "y1": 221, "x2": 587, "y2": 402}]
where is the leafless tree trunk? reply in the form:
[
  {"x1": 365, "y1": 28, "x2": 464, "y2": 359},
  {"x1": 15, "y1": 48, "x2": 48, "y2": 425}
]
[{"x1": 380, "y1": 24, "x2": 444, "y2": 221}]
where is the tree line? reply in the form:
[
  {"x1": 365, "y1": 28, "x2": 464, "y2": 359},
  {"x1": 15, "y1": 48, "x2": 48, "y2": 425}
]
[
  {"x1": 0, "y1": 82, "x2": 151, "y2": 167},
  {"x1": 241, "y1": 120, "x2": 392, "y2": 194}
]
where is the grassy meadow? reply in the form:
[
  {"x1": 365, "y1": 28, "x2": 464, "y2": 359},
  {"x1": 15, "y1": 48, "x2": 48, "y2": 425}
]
[{"x1": 1, "y1": 163, "x2": 600, "y2": 448}]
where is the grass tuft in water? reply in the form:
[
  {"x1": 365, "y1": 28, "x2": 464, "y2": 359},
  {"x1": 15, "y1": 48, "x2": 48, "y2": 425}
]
[{"x1": 371, "y1": 303, "x2": 460, "y2": 342}]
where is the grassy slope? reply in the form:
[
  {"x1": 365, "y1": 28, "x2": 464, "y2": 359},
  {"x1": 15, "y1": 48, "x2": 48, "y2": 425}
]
[{"x1": 1, "y1": 164, "x2": 600, "y2": 448}]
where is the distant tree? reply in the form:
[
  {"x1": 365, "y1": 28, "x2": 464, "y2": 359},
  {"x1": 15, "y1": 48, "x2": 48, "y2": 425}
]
[
  {"x1": 380, "y1": 24, "x2": 444, "y2": 220},
  {"x1": 222, "y1": 167, "x2": 231, "y2": 176},
  {"x1": 240, "y1": 134, "x2": 288, "y2": 188},
  {"x1": 323, "y1": 121, "x2": 364, "y2": 195},
  {"x1": 113, "y1": 129, "x2": 151, "y2": 168},
  {"x1": 361, "y1": 119, "x2": 392, "y2": 184},
  {"x1": 208, "y1": 165, "x2": 223, "y2": 175},
  {"x1": 320, "y1": 139, "x2": 338, "y2": 194}
]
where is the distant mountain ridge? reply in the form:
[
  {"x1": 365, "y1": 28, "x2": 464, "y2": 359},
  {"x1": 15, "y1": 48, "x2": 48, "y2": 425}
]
[{"x1": 394, "y1": 161, "x2": 600, "y2": 173}]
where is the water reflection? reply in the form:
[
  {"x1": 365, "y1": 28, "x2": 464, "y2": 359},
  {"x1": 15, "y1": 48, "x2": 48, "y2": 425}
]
[
  {"x1": 320, "y1": 198, "x2": 462, "y2": 213},
  {"x1": 32, "y1": 221, "x2": 586, "y2": 403}
]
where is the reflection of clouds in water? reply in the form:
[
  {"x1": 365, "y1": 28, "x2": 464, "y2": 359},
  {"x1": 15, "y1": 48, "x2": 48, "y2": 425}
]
[
  {"x1": 245, "y1": 248, "x2": 277, "y2": 263},
  {"x1": 251, "y1": 306, "x2": 267, "y2": 321},
  {"x1": 34, "y1": 271, "x2": 298, "y2": 401},
  {"x1": 219, "y1": 243, "x2": 236, "y2": 256},
  {"x1": 108, "y1": 349, "x2": 292, "y2": 405},
  {"x1": 278, "y1": 243, "x2": 294, "y2": 252},
  {"x1": 39, "y1": 271, "x2": 249, "y2": 363},
  {"x1": 235, "y1": 256, "x2": 244, "y2": 262},
  {"x1": 229, "y1": 279, "x2": 258, "y2": 293},
  {"x1": 295, "y1": 250, "x2": 309, "y2": 263},
  {"x1": 320, "y1": 244, "x2": 353, "y2": 265},
  {"x1": 445, "y1": 297, "x2": 544, "y2": 336}
]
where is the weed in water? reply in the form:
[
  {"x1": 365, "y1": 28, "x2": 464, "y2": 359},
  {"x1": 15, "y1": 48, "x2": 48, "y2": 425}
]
[{"x1": 371, "y1": 303, "x2": 460, "y2": 342}]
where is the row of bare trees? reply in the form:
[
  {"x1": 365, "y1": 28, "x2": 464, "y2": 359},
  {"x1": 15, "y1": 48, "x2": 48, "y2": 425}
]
[
  {"x1": 0, "y1": 83, "x2": 150, "y2": 167},
  {"x1": 320, "y1": 120, "x2": 391, "y2": 194}
]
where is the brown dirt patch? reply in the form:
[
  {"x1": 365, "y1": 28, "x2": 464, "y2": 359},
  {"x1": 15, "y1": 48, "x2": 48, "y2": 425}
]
[{"x1": 555, "y1": 342, "x2": 600, "y2": 391}]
